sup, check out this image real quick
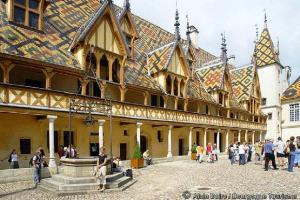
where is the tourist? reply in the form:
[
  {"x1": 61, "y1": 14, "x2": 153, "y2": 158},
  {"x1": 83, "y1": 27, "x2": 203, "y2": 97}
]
[
  {"x1": 66, "y1": 144, "x2": 76, "y2": 158},
  {"x1": 238, "y1": 142, "x2": 246, "y2": 165},
  {"x1": 229, "y1": 144, "x2": 235, "y2": 165},
  {"x1": 9, "y1": 149, "x2": 19, "y2": 169},
  {"x1": 197, "y1": 145, "x2": 204, "y2": 163},
  {"x1": 57, "y1": 145, "x2": 64, "y2": 159},
  {"x1": 96, "y1": 147, "x2": 107, "y2": 192},
  {"x1": 274, "y1": 137, "x2": 285, "y2": 168},
  {"x1": 247, "y1": 143, "x2": 253, "y2": 162},
  {"x1": 295, "y1": 143, "x2": 300, "y2": 168},
  {"x1": 32, "y1": 148, "x2": 43, "y2": 185},
  {"x1": 287, "y1": 136, "x2": 296, "y2": 172},
  {"x1": 206, "y1": 143, "x2": 213, "y2": 163},
  {"x1": 254, "y1": 141, "x2": 262, "y2": 165},
  {"x1": 143, "y1": 149, "x2": 152, "y2": 165},
  {"x1": 213, "y1": 143, "x2": 218, "y2": 161},
  {"x1": 264, "y1": 139, "x2": 278, "y2": 171}
]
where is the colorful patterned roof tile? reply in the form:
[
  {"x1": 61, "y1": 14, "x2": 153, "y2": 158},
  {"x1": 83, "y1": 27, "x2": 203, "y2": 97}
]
[
  {"x1": 147, "y1": 42, "x2": 176, "y2": 74},
  {"x1": 124, "y1": 60, "x2": 164, "y2": 92},
  {"x1": 187, "y1": 78, "x2": 216, "y2": 103},
  {"x1": 231, "y1": 65, "x2": 255, "y2": 101},
  {"x1": 254, "y1": 28, "x2": 279, "y2": 67},
  {"x1": 0, "y1": 0, "x2": 217, "y2": 103},
  {"x1": 197, "y1": 62, "x2": 225, "y2": 92},
  {"x1": 282, "y1": 76, "x2": 300, "y2": 101}
]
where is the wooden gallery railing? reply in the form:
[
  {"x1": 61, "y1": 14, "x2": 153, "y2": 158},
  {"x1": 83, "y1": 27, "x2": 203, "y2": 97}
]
[{"x1": 0, "y1": 84, "x2": 267, "y2": 131}]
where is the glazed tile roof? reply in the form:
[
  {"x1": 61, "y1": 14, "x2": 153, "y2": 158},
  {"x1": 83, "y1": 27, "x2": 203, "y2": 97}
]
[
  {"x1": 147, "y1": 42, "x2": 176, "y2": 74},
  {"x1": 187, "y1": 78, "x2": 216, "y2": 103},
  {"x1": 0, "y1": 0, "x2": 218, "y2": 103},
  {"x1": 254, "y1": 28, "x2": 279, "y2": 67},
  {"x1": 282, "y1": 76, "x2": 300, "y2": 101},
  {"x1": 231, "y1": 65, "x2": 255, "y2": 101},
  {"x1": 197, "y1": 62, "x2": 225, "y2": 92}
]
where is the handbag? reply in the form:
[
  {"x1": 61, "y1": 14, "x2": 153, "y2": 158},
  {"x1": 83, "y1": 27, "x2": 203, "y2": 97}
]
[{"x1": 8, "y1": 154, "x2": 12, "y2": 163}]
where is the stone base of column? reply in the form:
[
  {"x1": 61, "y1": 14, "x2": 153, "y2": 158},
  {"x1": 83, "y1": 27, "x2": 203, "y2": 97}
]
[
  {"x1": 188, "y1": 151, "x2": 192, "y2": 156},
  {"x1": 167, "y1": 152, "x2": 172, "y2": 158},
  {"x1": 48, "y1": 158, "x2": 57, "y2": 168}
]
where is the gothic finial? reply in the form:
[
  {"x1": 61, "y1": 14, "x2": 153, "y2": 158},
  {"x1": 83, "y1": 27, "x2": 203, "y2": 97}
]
[
  {"x1": 174, "y1": 8, "x2": 181, "y2": 41},
  {"x1": 186, "y1": 15, "x2": 191, "y2": 45},
  {"x1": 221, "y1": 32, "x2": 227, "y2": 63},
  {"x1": 255, "y1": 24, "x2": 259, "y2": 42},
  {"x1": 276, "y1": 37, "x2": 280, "y2": 55},
  {"x1": 124, "y1": 0, "x2": 130, "y2": 11},
  {"x1": 264, "y1": 9, "x2": 268, "y2": 28}
]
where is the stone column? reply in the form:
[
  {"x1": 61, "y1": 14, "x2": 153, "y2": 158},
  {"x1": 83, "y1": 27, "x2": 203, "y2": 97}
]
[
  {"x1": 188, "y1": 127, "x2": 193, "y2": 156},
  {"x1": 47, "y1": 115, "x2": 57, "y2": 168},
  {"x1": 204, "y1": 128, "x2": 208, "y2": 150},
  {"x1": 217, "y1": 129, "x2": 220, "y2": 151},
  {"x1": 238, "y1": 130, "x2": 241, "y2": 142},
  {"x1": 260, "y1": 131, "x2": 263, "y2": 142},
  {"x1": 245, "y1": 130, "x2": 248, "y2": 143},
  {"x1": 252, "y1": 131, "x2": 255, "y2": 145},
  {"x1": 226, "y1": 129, "x2": 229, "y2": 152},
  {"x1": 167, "y1": 125, "x2": 173, "y2": 158},
  {"x1": 136, "y1": 122, "x2": 143, "y2": 147},
  {"x1": 98, "y1": 120, "x2": 105, "y2": 148}
]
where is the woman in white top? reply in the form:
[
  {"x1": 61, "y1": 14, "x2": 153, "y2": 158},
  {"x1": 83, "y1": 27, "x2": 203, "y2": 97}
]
[{"x1": 10, "y1": 149, "x2": 19, "y2": 169}]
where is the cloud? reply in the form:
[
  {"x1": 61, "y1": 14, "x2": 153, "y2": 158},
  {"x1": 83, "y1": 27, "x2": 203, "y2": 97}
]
[{"x1": 114, "y1": 0, "x2": 300, "y2": 82}]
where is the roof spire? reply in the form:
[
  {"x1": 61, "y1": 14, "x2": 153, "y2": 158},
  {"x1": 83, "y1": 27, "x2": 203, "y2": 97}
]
[
  {"x1": 174, "y1": 1, "x2": 181, "y2": 41},
  {"x1": 186, "y1": 15, "x2": 191, "y2": 45},
  {"x1": 255, "y1": 24, "x2": 259, "y2": 43},
  {"x1": 220, "y1": 32, "x2": 227, "y2": 63},
  {"x1": 123, "y1": 0, "x2": 130, "y2": 11},
  {"x1": 264, "y1": 9, "x2": 268, "y2": 28}
]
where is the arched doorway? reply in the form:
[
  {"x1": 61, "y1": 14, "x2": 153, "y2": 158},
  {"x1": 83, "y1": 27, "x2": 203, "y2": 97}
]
[
  {"x1": 100, "y1": 55, "x2": 109, "y2": 80},
  {"x1": 112, "y1": 59, "x2": 120, "y2": 83},
  {"x1": 140, "y1": 135, "x2": 147, "y2": 154},
  {"x1": 174, "y1": 78, "x2": 178, "y2": 96},
  {"x1": 166, "y1": 75, "x2": 172, "y2": 94}
]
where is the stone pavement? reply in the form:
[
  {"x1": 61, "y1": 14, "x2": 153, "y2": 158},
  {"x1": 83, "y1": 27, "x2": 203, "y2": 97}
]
[{"x1": 0, "y1": 157, "x2": 299, "y2": 200}]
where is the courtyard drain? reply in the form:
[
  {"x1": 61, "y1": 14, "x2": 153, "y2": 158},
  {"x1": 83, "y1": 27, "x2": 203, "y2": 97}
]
[{"x1": 197, "y1": 187, "x2": 211, "y2": 191}]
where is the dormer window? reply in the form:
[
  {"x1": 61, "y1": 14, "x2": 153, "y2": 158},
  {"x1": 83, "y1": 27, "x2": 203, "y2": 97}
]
[
  {"x1": 125, "y1": 34, "x2": 133, "y2": 52},
  {"x1": 12, "y1": 0, "x2": 42, "y2": 30}
]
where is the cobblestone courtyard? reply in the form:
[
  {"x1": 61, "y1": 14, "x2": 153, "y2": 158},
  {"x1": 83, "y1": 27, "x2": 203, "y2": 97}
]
[{"x1": 0, "y1": 157, "x2": 299, "y2": 200}]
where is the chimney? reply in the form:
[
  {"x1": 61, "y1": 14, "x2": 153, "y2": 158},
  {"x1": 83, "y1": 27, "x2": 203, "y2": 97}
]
[{"x1": 189, "y1": 25, "x2": 199, "y2": 47}]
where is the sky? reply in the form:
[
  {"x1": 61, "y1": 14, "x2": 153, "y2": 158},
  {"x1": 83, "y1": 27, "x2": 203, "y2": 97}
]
[{"x1": 114, "y1": 0, "x2": 300, "y2": 82}]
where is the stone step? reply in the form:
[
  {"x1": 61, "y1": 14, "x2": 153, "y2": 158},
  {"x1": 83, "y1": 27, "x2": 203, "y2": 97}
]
[
  {"x1": 52, "y1": 175, "x2": 97, "y2": 184},
  {"x1": 41, "y1": 178, "x2": 61, "y2": 190},
  {"x1": 106, "y1": 176, "x2": 132, "y2": 189},
  {"x1": 59, "y1": 182, "x2": 99, "y2": 191},
  {"x1": 106, "y1": 172, "x2": 124, "y2": 182}
]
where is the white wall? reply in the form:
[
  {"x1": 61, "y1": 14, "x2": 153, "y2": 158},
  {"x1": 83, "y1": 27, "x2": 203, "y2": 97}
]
[
  {"x1": 281, "y1": 101, "x2": 300, "y2": 141},
  {"x1": 258, "y1": 63, "x2": 282, "y2": 140}
]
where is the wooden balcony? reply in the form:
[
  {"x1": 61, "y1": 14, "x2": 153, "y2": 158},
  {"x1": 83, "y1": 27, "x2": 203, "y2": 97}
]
[{"x1": 0, "y1": 83, "x2": 267, "y2": 131}]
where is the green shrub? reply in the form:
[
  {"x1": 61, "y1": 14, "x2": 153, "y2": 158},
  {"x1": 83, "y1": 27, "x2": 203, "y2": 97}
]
[
  {"x1": 132, "y1": 145, "x2": 142, "y2": 159},
  {"x1": 191, "y1": 144, "x2": 197, "y2": 153}
]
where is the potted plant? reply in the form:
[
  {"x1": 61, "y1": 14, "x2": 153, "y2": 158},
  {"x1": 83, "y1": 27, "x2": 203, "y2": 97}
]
[
  {"x1": 191, "y1": 144, "x2": 197, "y2": 160},
  {"x1": 131, "y1": 145, "x2": 144, "y2": 169}
]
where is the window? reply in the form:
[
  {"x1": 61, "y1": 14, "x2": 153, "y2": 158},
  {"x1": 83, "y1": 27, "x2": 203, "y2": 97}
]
[
  {"x1": 290, "y1": 103, "x2": 299, "y2": 122},
  {"x1": 63, "y1": 131, "x2": 74, "y2": 147},
  {"x1": 124, "y1": 130, "x2": 128, "y2": 136},
  {"x1": 230, "y1": 113, "x2": 234, "y2": 118},
  {"x1": 196, "y1": 131, "x2": 200, "y2": 145},
  {"x1": 25, "y1": 79, "x2": 42, "y2": 88},
  {"x1": 13, "y1": 0, "x2": 41, "y2": 29},
  {"x1": 151, "y1": 95, "x2": 158, "y2": 107},
  {"x1": 20, "y1": 138, "x2": 31, "y2": 154},
  {"x1": 157, "y1": 131, "x2": 162, "y2": 142},
  {"x1": 218, "y1": 93, "x2": 223, "y2": 105},
  {"x1": 261, "y1": 98, "x2": 267, "y2": 106},
  {"x1": 268, "y1": 113, "x2": 272, "y2": 120}
]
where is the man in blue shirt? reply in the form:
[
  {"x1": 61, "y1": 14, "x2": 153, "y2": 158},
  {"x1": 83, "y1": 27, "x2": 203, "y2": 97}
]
[{"x1": 264, "y1": 139, "x2": 278, "y2": 171}]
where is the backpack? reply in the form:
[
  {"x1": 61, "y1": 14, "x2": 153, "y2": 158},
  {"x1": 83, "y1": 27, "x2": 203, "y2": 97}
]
[
  {"x1": 8, "y1": 154, "x2": 12, "y2": 163},
  {"x1": 29, "y1": 156, "x2": 34, "y2": 167}
]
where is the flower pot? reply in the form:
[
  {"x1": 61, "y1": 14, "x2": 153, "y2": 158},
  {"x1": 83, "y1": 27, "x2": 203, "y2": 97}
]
[
  {"x1": 131, "y1": 158, "x2": 144, "y2": 169},
  {"x1": 191, "y1": 152, "x2": 197, "y2": 160}
]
